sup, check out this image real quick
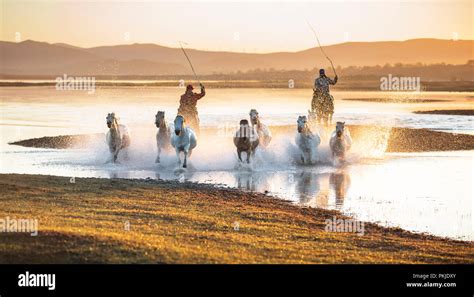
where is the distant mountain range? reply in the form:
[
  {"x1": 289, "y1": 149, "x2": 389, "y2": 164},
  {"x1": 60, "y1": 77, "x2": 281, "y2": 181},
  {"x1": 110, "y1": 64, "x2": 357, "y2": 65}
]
[{"x1": 0, "y1": 39, "x2": 472, "y2": 76}]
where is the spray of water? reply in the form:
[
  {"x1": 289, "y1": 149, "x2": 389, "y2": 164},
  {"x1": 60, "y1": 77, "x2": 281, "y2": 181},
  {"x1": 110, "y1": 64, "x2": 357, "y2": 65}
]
[
  {"x1": 74, "y1": 124, "x2": 391, "y2": 173},
  {"x1": 349, "y1": 126, "x2": 391, "y2": 159}
]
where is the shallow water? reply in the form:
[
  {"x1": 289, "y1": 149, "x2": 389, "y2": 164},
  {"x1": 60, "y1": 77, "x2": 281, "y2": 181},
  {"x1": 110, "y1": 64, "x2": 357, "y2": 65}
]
[{"x1": 0, "y1": 86, "x2": 473, "y2": 240}]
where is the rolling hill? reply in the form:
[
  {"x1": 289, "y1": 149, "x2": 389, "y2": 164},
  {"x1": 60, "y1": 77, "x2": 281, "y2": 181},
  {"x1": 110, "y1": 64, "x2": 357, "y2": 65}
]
[{"x1": 0, "y1": 39, "x2": 472, "y2": 76}]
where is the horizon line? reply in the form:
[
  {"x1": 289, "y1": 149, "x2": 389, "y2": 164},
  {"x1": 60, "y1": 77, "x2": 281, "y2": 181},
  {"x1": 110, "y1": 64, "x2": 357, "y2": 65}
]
[{"x1": 2, "y1": 37, "x2": 471, "y2": 55}]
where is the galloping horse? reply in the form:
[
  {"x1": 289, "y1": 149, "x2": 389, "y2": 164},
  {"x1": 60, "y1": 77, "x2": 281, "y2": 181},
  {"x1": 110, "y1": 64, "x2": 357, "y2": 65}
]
[
  {"x1": 233, "y1": 119, "x2": 259, "y2": 163},
  {"x1": 105, "y1": 112, "x2": 130, "y2": 163},
  {"x1": 249, "y1": 109, "x2": 272, "y2": 147},
  {"x1": 171, "y1": 115, "x2": 197, "y2": 168},
  {"x1": 155, "y1": 111, "x2": 173, "y2": 163},
  {"x1": 296, "y1": 115, "x2": 321, "y2": 164},
  {"x1": 329, "y1": 122, "x2": 352, "y2": 162}
]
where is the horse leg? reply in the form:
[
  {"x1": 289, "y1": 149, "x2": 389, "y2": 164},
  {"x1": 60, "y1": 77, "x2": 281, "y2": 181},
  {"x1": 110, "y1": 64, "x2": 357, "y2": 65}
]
[
  {"x1": 183, "y1": 150, "x2": 188, "y2": 168},
  {"x1": 237, "y1": 149, "x2": 242, "y2": 162},
  {"x1": 123, "y1": 148, "x2": 129, "y2": 161},
  {"x1": 156, "y1": 146, "x2": 161, "y2": 163},
  {"x1": 246, "y1": 149, "x2": 251, "y2": 164},
  {"x1": 175, "y1": 148, "x2": 181, "y2": 166}
]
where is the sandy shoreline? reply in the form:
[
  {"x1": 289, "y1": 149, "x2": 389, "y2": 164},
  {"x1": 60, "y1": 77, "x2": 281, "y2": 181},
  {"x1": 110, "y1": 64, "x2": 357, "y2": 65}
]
[
  {"x1": 9, "y1": 125, "x2": 474, "y2": 152},
  {"x1": 0, "y1": 173, "x2": 472, "y2": 264}
]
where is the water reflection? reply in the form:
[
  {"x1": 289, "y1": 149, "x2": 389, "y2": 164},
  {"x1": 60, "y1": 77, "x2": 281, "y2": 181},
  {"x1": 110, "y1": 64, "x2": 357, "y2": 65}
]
[
  {"x1": 294, "y1": 170, "x2": 322, "y2": 205},
  {"x1": 106, "y1": 169, "x2": 120, "y2": 179},
  {"x1": 329, "y1": 171, "x2": 351, "y2": 210},
  {"x1": 236, "y1": 172, "x2": 256, "y2": 191},
  {"x1": 235, "y1": 171, "x2": 272, "y2": 193}
]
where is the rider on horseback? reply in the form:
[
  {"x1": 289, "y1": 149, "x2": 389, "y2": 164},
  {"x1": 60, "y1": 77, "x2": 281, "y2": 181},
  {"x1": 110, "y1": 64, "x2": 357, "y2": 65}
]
[
  {"x1": 311, "y1": 69, "x2": 338, "y2": 126},
  {"x1": 177, "y1": 83, "x2": 206, "y2": 134}
]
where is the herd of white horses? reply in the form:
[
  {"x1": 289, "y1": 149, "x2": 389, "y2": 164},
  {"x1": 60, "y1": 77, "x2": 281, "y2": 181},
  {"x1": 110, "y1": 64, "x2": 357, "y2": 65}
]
[{"x1": 105, "y1": 109, "x2": 352, "y2": 168}]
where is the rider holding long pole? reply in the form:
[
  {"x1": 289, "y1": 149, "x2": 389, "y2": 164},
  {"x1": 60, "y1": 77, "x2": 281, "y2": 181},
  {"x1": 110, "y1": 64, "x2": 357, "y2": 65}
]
[
  {"x1": 177, "y1": 42, "x2": 206, "y2": 135},
  {"x1": 306, "y1": 19, "x2": 338, "y2": 127},
  {"x1": 178, "y1": 83, "x2": 205, "y2": 135}
]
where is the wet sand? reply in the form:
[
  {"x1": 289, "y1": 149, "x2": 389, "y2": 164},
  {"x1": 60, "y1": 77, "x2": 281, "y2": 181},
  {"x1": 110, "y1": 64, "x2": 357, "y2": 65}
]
[
  {"x1": 9, "y1": 125, "x2": 474, "y2": 153},
  {"x1": 0, "y1": 174, "x2": 472, "y2": 264},
  {"x1": 413, "y1": 109, "x2": 474, "y2": 116}
]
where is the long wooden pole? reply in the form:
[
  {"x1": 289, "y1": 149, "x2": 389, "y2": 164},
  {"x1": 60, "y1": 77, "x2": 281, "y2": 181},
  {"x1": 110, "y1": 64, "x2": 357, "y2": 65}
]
[{"x1": 305, "y1": 19, "x2": 337, "y2": 77}]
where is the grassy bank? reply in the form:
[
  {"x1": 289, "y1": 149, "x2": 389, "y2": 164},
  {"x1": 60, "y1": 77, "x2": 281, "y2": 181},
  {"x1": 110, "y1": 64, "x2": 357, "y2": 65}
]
[{"x1": 0, "y1": 174, "x2": 472, "y2": 264}]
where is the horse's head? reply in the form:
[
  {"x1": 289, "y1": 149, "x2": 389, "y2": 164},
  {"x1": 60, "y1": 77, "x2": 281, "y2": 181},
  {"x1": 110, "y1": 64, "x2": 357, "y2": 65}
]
[
  {"x1": 155, "y1": 111, "x2": 165, "y2": 128},
  {"x1": 174, "y1": 115, "x2": 185, "y2": 136},
  {"x1": 106, "y1": 112, "x2": 118, "y2": 128},
  {"x1": 249, "y1": 109, "x2": 259, "y2": 125},
  {"x1": 336, "y1": 121, "x2": 345, "y2": 137},
  {"x1": 297, "y1": 116, "x2": 308, "y2": 133}
]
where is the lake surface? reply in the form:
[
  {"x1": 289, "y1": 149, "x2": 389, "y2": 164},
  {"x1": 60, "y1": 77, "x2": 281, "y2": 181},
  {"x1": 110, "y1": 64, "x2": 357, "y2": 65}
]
[{"x1": 1, "y1": 86, "x2": 473, "y2": 240}]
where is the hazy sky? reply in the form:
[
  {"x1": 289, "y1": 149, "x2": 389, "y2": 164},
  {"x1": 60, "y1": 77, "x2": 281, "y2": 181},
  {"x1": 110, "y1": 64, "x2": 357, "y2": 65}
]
[{"x1": 1, "y1": 0, "x2": 472, "y2": 53}]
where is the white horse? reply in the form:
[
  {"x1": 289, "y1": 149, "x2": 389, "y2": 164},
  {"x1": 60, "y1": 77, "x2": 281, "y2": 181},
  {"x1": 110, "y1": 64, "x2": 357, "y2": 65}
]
[
  {"x1": 171, "y1": 115, "x2": 197, "y2": 168},
  {"x1": 296, "y1": 115, "x2": 321, "y2": 164},
  {"x1": 155, "y1": 111, "x2": 174, "y2": 163},
  {"x1": 233, "y1": 119, "x2": 259, "y2": 163},
  {"x1": 329, "y1": 121, "x2": 352, "y2": 162},
  {"x1": 249, "y1": 109, "x2": 272, "y2": 147},
  {"x1": 105, "y1": 112, "x2": 130, "y2": 163}
]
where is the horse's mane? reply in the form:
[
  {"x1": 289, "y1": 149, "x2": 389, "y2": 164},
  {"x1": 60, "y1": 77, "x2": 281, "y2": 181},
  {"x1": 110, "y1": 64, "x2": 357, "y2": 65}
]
[
  {"x1": 303, "y1": 123, "x2": 314, "y2": 136},
  {"x1": 157, "y1": 119, "x2": 170, "y2": 138},
  {"x1": 109, "y1": 116, "x2": 121, "y2": 140}
]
